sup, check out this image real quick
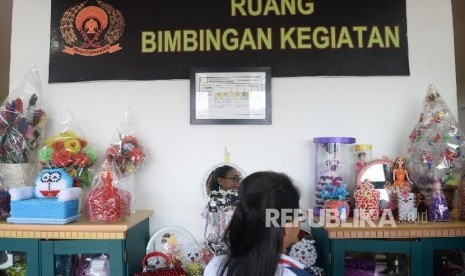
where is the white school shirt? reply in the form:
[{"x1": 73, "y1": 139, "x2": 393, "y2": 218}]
[{"x1": 203, "y1": 253, "x2": 306, "y2": 276}]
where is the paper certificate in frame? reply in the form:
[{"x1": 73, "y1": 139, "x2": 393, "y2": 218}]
[{"x1": 190, "y1": 67, "x2": 271, "y2": 125}]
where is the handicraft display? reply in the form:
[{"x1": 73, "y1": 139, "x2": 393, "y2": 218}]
[
  {"x1": 0, "y1": 66, "x2": 46, "y2": 189},
  {"x1": 7, "y1": 167, "x2": 82, "y2": 224},
  {"x1": 85, "y1": 160, "x2": 131, "y2": 223},
  {"x1": 354, "y1": 179, "x2": 380, "y2": 220},
  {"x1": 105, "y1": 108, "x2": 147, "y2": 213},
  {"x1": 286, "y1": 234, "x2": 325, "y2": 276},
  {"x1": 141, "y1": 226, "x2": 205, "y2": 276},
  {"x1": 313, "y1": 137, "x2": 355, "y2": 217},
  {"x1": 397, "y1": 191, "x2": 418, "y2": 223},
  {"x1": 428, "y1": 176, "x2": 450, "y2": 221},
  {"x1": 406, "y1": 84, "x2": 465, "y2": 211},
  {"x1": 354, "y1": 144, "x2": 372, "y2": 176},
  {"x1": 38, "y1": 111, "x2": 98, "y2": 190}
]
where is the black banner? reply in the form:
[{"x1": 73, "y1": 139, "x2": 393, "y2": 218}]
[{"x1": 49, "y1": 0, "x2": 409, "y2": 82}]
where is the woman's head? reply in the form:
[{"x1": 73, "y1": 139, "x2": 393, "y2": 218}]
[
  {"x1": 222, "y1": 171, "x2": 301, "y2": 275},
  {"x1": 207, "y1": 165, "x2": 242, "y2": 192}
]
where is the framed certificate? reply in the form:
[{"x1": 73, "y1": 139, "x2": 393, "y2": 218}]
[{"x1": 190, "y1": 67, "x2": 271, "y2": 125}]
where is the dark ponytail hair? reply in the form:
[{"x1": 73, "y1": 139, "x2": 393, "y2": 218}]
[
  {"x1": 219, "y1": 171, "x2": 300, "y2": 276},
  {"x1": 208, "y1": 165, "x2": 235, "y2": 192}
]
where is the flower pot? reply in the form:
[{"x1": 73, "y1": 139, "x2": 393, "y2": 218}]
[
  {"x1": 323, "y1": 200, "x2": 350, "y2": 221},
  {"x1": 0, "y1": 163, "x2": 34, "y2": 189}
]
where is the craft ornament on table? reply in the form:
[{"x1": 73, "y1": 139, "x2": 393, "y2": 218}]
[
  {"x1": 354, "y1": 179, "x2": 380, "y2": 221},
  {"x1": 182, "y1": 244, "x2": 205, "y2": 276},
  {"x1": 315, "y1": 141, "x2": 351, "y2": 219},
  {"x1": 145, "y1": 226, "x2": 200, "y2": 270},
  {"x1": 7, "y1": 168, "x2": 81, "y2": 224},
  {"x1": 39, "y1": 111, "x2": 99, "y2": 192},
  {"x1": 398, "y1": 192, "x2": 418, "y2": 223},
  {"x1": 85, "y1": 160, "x2": 131, "y2": 223},
  {"x1": 135, "y1": 251, "x2": 188, "y2": 276},
  {"x1": 145, "y1": 251, "x2": 170, "y2": 271},
  {"x1": 428, "y1": 176, "x2": 451, "y2": 221},
  {"x1": 0, "y1": 67, "x2": 47, "y2": 189},
  {"x1": 406, "y1": 85, "x2": 465, "y2": 208},
  {"x1": 320, "y1": 175, "x2": 350, "y2": 221}
]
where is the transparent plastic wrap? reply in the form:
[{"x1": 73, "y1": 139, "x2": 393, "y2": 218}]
[
  {"x1": 313, "y1": 137, "x2": 355, "y2": 216},
  {"x1": 406, "y1": 84, "x2": 465, "y2": 210},
  {"x1": 105, "y1": 108, "x2": 147, "y2": 213},
  {"x1": 85, "y1": 160, "x2": 131, "y2": 223},
  {"x1": 0, "y1": 66, "x2": 47, "y2": 189},
  {"x1": 427, "y1": 176, "x2": 450, "y2": 221},
  {"x1": 38, "y1": 111, "x2": 98, "y2": 190},
  {"x1": 106, "y1": 108, "x2": 147, "y2": 176}
]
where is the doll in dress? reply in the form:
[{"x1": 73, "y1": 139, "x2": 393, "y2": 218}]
[
  {"x1": 390, "y1": 156, "x2": 411, "y2": 191},
  {"x1": 428, "y1": 176, "x2": 450, "y2": 221},
  {"x1": 355, "y1": 152, "x2": 367, "y2": 174}
]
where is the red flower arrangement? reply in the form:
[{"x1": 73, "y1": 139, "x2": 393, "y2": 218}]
[
  {"x1": 0, "y1": 94, "x2": 46, "y2": 164},
  {"x1": 38, "y1": 131, "x2": 98, "y2": 188},
  {"x1": 105, "y1": 134, "x2": 146, "y2": 176}
]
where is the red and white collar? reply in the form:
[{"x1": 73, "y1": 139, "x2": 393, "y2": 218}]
[{"x1": 279, "y1": 254, "x2": 305, "y2": 270}]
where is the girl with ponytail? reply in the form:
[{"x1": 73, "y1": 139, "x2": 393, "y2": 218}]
[{"x1": 204, "y1": 171, "x2": 309, "y2": 276}]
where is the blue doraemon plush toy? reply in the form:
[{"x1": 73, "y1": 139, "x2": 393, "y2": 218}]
[{"x1": 9, "y1": 168, "x2": 82, "y2": 202}]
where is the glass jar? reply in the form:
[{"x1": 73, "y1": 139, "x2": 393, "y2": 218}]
[
  {"x1": 354, "y1": 144, "x2": 373, "y2": 175},
  {"x1": 313, "y1": 137, "x2": 356, "y2": 216}
]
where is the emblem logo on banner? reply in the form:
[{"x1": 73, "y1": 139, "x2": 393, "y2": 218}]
[{"x1": 60, "y1": 1, "x2": 124, "y2": 56}]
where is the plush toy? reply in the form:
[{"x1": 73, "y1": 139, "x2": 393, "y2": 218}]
[
  {"x1": 286, "y1": 235, "x2": 326, "y2": 276},
  {"x1": 145, "y1": 251, "x2": 170, "y2": 271},
  {"x1": 182, "y1": 244, "x2": 204, "y2": 276}
]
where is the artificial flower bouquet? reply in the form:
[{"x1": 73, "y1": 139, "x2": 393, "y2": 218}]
[
  {"x1": 320, "y1": 176, "x2": 349, "y2": 201},
  {"x1": 104, "y1": 109, "x2": 147, "y2": 213},
  {"x1": 105, "y1": 134, "x2": 146, "y2": 176},
  {"x1": 106, "y1": 109, "x2": 146, "y2": 176},
  {"x1": 0, "y1": 94, "x2": 46, "y2": 164},
  {"x1": 320, "y1": 176, "x2": 351, "y2": 220},
  {"x1": 38, "y1": 112, "x2": 98, "y2": 190},
  {"x1": 0, "y1": 67, "x2": 46, "y2": 188},
  {"x1": 85, "y1": 160, "x2": 131, "y2": 223}
]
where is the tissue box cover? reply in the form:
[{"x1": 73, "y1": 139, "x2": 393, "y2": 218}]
[{"x1": 7, "y1": 198, "x2": 80, "y2": 224}]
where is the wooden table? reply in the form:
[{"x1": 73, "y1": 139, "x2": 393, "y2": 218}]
[
  {"x1": 312, "y1": 211, "x2": 465, "y2": 275},
  {"x1": 0, "y1": 210, "x2": 153, "y2": 276}
]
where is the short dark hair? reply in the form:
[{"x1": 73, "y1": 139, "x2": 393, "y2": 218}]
[{"x1": 207, "y1": 165, "x2": 235, "y2": 191}]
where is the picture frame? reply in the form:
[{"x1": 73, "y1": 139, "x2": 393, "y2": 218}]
[{"x1": 190, "y1": 67, "x2": 271, "y2": 125}]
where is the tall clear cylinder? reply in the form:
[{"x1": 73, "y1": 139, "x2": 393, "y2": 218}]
[{"x1": 313, "y1": 137, "x2": 356, "y2": 216}]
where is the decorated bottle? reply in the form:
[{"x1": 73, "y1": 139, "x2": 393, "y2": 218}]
[
  {"x1": 313, "y1": 137, "x2": 356, "y2": 216},
  {"x1": 354, "y1": 144, "x2": 372, "y2": 175}
]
